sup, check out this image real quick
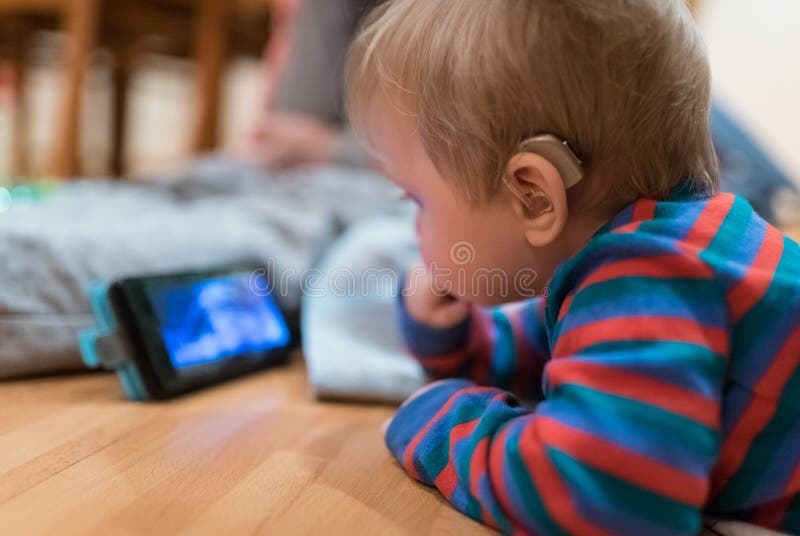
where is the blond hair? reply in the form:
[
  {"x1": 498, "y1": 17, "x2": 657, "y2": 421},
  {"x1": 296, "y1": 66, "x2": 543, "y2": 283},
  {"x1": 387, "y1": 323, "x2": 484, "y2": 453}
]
[{"x1": 346, "y1": 0, "x2": 718, "y2": 211}]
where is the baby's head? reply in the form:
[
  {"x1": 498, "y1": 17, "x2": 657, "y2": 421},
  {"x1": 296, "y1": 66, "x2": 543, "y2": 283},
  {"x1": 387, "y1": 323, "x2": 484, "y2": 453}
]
[{"x1": 346, "y1": 0, "x2": 718, "y2": 305}]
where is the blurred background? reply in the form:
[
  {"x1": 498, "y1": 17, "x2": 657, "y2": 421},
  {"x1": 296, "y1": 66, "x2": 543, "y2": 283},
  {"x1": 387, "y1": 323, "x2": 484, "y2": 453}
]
[
  {"x1": 702, "y1": 0, "x2": 800, "y2": 189},
  {"x1": 0, "y1": 0, "x2": 272, "y2": 179},
  {"x1": 0, "y1": 0, "x2": 797, "y2": 183}
]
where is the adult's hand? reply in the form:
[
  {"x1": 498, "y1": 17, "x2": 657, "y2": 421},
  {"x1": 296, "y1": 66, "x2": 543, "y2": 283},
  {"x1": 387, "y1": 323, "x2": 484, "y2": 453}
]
[{"x1": 245, "y1": 112, "x2": 338, "y2": 171}]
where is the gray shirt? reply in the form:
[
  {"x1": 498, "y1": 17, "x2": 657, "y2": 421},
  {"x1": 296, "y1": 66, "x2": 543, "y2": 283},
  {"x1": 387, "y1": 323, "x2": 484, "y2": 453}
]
[{"x1": 270, "y1": 0, "x2": 381, "y2": 167}]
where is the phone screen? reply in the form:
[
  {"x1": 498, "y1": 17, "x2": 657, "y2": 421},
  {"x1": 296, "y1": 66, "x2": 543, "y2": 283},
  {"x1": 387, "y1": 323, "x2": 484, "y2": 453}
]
[{"x1": 144, "y1": 273, "x2": 290, "y2": 369}]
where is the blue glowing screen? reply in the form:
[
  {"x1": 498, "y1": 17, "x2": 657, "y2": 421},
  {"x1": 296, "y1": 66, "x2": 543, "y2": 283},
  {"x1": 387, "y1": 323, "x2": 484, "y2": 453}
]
[{"x1": 145, "y1": 273, "x2": 290, "y2": 369}]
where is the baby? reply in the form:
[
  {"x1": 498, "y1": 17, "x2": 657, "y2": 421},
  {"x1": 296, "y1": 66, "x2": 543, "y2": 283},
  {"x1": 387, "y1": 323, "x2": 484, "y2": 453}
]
[{"x1": 345, "y1": 0, "x2": 800, "y2": 534}]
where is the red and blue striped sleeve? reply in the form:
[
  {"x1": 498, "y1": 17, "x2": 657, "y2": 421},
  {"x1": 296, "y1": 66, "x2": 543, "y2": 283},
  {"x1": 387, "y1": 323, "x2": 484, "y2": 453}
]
[
  {"x1": 398, "y1": 294, "x2": 551, "y2": 400},
  {"x1": 388, "y1": 254, "x2": 729, "y2": 535}
]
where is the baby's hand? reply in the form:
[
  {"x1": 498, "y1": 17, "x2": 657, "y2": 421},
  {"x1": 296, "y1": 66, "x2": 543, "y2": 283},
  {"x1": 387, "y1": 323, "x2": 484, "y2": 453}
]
[{"x1": 403, "y1": 265, "x2": 471, "y2": 328}]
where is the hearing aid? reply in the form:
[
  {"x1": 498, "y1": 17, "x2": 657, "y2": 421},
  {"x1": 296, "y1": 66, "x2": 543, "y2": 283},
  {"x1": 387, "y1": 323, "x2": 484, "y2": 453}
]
[{"x1": 503, "y1": 134, "x2": 585, "y2": 216}]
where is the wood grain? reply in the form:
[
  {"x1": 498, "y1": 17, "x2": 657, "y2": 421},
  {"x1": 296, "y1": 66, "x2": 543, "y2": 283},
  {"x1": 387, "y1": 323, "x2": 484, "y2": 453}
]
[{"x1": 0, "y1": 355, "x2": 492, "y2": 535}]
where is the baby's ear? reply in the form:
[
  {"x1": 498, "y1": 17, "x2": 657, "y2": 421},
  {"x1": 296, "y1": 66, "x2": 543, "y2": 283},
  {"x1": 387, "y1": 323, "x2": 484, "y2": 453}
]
[{"x1": 504, "y1": 152, "x2": 569, "y2": 247}]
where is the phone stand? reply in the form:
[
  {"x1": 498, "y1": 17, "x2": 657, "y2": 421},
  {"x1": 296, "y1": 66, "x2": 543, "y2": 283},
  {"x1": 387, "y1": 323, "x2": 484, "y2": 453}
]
[{"x1": 79, "y1": 281, "x2": 149, "y2": 401}]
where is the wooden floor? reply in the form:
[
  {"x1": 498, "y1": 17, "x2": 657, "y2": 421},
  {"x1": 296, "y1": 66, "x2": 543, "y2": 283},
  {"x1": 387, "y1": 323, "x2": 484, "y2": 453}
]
[{"x1": 0, "y1": 355, "x2": 492, "y2": 535}]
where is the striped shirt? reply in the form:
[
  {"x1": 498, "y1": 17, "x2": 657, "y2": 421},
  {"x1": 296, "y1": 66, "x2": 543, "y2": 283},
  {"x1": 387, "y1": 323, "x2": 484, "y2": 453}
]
[{"x1": 387, "y1": 186, "x2": 800, "y2": 535}]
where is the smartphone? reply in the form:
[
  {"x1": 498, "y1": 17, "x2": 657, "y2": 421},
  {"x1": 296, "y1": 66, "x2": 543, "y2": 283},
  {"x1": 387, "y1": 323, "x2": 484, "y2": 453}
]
[{"x1": 81, "y1": 266, "x2": 295, "y2": 400}]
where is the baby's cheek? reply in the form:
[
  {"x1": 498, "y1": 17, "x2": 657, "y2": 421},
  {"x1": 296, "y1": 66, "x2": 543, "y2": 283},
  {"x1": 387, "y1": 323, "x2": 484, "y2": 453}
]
[
  {"x1": 414, "y1": 214, "x2": 435, "y2": 262},
  {"x1": 417, "y1": 241, "x2": 446, "y2": 283},
  {"x1": 416, "y1": 214, "x2": 457, "y2": 269},
  {"x1": 417, "y1": 238, "x2": 435, "y2": 268}
]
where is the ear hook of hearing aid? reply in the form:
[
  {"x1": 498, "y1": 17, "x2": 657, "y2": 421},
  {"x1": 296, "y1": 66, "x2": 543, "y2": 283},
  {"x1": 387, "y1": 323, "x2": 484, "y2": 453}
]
[{"x1": 503, "y1": 175, "x2": 539, "y2": 217}]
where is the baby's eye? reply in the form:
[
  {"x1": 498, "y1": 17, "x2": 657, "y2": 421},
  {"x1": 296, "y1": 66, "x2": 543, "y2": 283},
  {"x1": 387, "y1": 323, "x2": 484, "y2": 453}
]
[{"x1": 399, "y1": 192, "x2": 421, "y2": 206}]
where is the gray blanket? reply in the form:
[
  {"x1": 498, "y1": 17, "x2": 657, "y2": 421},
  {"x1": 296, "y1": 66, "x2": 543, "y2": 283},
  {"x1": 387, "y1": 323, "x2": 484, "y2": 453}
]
[
  {"x1": 0, "y1": 155, "x2": 401, "y2": 379},
  {"x1": 302, "y1": 214, "x2": 422, "y2": 403}
]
